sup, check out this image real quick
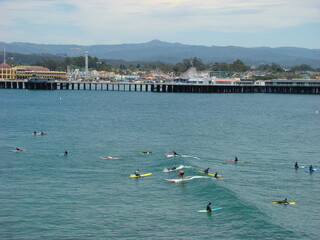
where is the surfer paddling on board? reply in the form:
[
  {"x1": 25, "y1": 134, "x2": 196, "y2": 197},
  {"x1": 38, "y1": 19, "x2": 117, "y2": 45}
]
[
  {"x1": 178, "y1": 171, "x2": 184, "y2": 179},
  {"x1": 277, "y1": 198, "x2": 288, "y2": 204},
  {"x1": 204, "y1": 168, "x2": 210, "y2": 174},
  {"x1": 206, "y1": 202, "x2": 212, "y2": 212},
  {"x1": 168, "y1": 165, "x2": 177, "y2": 171},
  {"x1": 134, "y1": 169, "x2": 141, "y2": 177}
]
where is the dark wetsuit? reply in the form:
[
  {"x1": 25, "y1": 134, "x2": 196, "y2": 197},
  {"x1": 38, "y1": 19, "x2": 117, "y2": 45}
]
[{"x1": 206, "y1": 203, "x2": 212, "y2": 212}]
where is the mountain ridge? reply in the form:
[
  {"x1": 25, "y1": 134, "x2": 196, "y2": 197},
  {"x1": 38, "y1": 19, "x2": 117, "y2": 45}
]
[{"x1": 1, "y1": 40, "x2": 319, "y2": 67}]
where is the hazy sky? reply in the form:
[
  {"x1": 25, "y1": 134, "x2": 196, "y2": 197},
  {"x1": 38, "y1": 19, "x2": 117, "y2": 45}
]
[{"x1": 0, "y1": 0, "x2": 319, "y2": 48}]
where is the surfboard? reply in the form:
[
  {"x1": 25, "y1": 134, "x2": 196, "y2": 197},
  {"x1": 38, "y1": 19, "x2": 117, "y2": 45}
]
[
  {"x1": 164, "y1": 178, "x2": 186, "y2": 183},
  {"x1": 56, "y1": 153, "x2": 68, "y2": 156},
  {"x1": 272, "y1": 201, "x2": 296, "y2": 205},
  {"x1": 291, "y1": 166, "x2": 308, "y2": 169},
  {"x1": 165, "y1": 179, "x2": 177, "y2": 182},
  {"x1": 197, "y1": 207, "x2": 222, "y2": 212},
  {"x1": 198, "y1": 171, "x2": 222, "y2": 178},
  {"x1": 226, "y1": 160, "x2": 245, "y2": 163},
  {"x1": 32, "y1": 133, "x2": 47, "y2": 135},
  {"x1": 10, "y1": 149, "x2": 25, "y2": 152},
  {"x1": 140, "y1": 152, "x2": 152, "y2": 155},
  {"x1": 130, "y1": 173, "x2": 152, "y2": 178},
  {"x1": 100, "y1": 156, "x2": 120, "y2": 160},
  {"x1": 165, "y1": 154, "x2": 180, "y2": 158}
]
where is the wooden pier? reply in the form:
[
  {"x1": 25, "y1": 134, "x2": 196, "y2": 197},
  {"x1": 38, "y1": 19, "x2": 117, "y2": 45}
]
[{"x1": 0, "y1": 80, "x2": 319, "y2": 94}]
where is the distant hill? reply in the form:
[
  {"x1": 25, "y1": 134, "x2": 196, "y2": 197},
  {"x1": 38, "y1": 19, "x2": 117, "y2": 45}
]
[{"x1": 1, "y1": 40, "x2": 319, "y2": 67}]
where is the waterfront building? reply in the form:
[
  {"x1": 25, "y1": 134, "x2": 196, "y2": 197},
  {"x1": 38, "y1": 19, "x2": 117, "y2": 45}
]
[
  {"x1": 0, "y1": 60, "x2": 67, "y2": 80},
  {"x1": 14, "y1": 66, "x2": 67, "y2": 80},
  {"x1": 0, "y1": 61, "x2": 15, "y2": 79}
]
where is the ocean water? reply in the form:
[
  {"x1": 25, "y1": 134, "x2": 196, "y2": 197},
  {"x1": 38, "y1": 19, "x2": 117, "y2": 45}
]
[{"x1": 0, "y1": 89, "x2": 319, "y2": 240}]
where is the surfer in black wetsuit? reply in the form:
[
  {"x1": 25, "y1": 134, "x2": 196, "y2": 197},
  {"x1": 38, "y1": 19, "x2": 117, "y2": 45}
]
[
  {"x1": 206, "y1": 202, "x2": 212, "y2": 212},
  {"x1": 204, "y1": 168, "x2": 210, "y2": 174},
  {"x1": 64, "y1": 150, "x2": 68, "y2": 156},
  {"x1": 135, "y1": 169, "x2": 141, "y2": 177},
  {"x1": 277, "y1": 198, "x2": 288, "y2": 204},
  {"x1": 173, "y1": 151, "x2": 179, "y2": 156},
  {"x1": 309, "y1": 165, "x2": 314, "y2": 172},
  {"x1": 235, "y1": 156, "x2": 238, "y2": 162},
  {"x1": 214, "y1": 172, "x2": 219, "y2": 178},
  {"x1": 294, "y1": 162, "x2": 299, "y2": 168}
]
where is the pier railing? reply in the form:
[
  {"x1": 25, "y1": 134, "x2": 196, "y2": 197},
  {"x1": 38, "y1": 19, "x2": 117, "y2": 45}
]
[{"x1": 0, "y1": 80, "x2": 319, "y2": 94}]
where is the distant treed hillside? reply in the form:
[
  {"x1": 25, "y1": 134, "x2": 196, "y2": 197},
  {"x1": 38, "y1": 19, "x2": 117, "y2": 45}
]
[{"x1": 1, "y1": 40, "x2": 320, "y2": 67}]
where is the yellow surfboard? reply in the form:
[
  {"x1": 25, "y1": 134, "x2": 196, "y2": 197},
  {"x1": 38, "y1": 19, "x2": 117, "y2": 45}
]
[
  {"x1": 198, "y1": 171, "x2": 222, "y2": 178},
  {"x1": 272, "y1": 201, "x2": 296, "y2": 205},
  {"x1": 130, "y1": 173, "x2": 152, "y2": 178}
]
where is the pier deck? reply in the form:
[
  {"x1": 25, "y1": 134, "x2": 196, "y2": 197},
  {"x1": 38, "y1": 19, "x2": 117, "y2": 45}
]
[{"x1": 0, "y1": 80, "x2": 319, "y2": 94}]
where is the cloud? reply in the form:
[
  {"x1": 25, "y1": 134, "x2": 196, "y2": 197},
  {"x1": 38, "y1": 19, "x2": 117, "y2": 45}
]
[{"x1": 0, "y1": 0, "x2": 319, "y2": 45}]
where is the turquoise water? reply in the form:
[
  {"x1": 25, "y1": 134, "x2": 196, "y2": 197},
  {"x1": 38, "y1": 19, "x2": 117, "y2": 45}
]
[{"x1": 0, "y1": 89, "x2": 319, "y2": 239}]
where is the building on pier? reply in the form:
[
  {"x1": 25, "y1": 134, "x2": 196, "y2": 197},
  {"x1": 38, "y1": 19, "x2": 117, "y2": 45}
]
[
  {"x1": 0, "y1": 61, "x2": 15, "y2": 79},
  {"x1": 0, "y1": 60, "x2": 67, "y2": 80}
]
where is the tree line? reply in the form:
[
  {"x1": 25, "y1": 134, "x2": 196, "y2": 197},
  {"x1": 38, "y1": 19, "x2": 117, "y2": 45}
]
[{"x1": 2, "y1": 52, "x2": 319, "y2": 76}]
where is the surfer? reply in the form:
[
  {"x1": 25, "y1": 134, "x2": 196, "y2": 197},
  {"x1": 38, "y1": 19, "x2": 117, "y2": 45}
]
[
  {"x1": 235, "y1": 156, "x2": 238, "y2": 162},
  {"x1": 16, "y1": 147, "x2": 21, "y2": 151},
  {"x1": 294, "y1": 162, "x2": 299, "y2": 168},
  {"x1": 170, "y1": 165, "x2": 177, "y2": 170},
  {"x1": 206, "y1": 202, "x2": 212, "y2": 212},
  {"x1": 204, "y1": 168, "x2": 210, "y2": 174},
  {"x1": 277, "y1": 198, "x2": 288, "y2": 204},
  {"x1": 64, "y1": 150, "x2": 68, "y2": 156},
  {"x1": 309, "y1": 165, "x2": 314, "y2": 172},
  {"x1": 34, "y1": 130, "x2": 37, "y2": 135},
  {"x1": 173, "y1": 151, "x2": 179, "y2": 156},
  {"x1": 135, "y1": 169, "x2": 141, "y2": 177},
  {"x1": 178, "y1": 171, "x2": 184, "y2": 179},
  {"x1": 214, "y1": 172, "x2": 219, "y2": 178},
  {"x1": 142, "y1": 151, "x2": 152, "y2": 154}
]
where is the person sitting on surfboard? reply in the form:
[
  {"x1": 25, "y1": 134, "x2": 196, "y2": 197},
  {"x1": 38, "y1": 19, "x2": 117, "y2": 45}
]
[
  {"x1": 235, "y1": 156, "x2": 238, "y2": 162},
  {"x1": 277, "y1": 198, "x2": 288, "y2": 204},
  {"x1": 34, "y1": 130, "x2": 37, "y2": 134},
  {"x1": 309, "y1": 165, "x2": 314, "y2": 171},
  {"x1": 214, "y1": 172, "x2": 219, "y2": 178},
  {"x1": 64, "y1": 150, "x2": 68, "y2": 156},
  {"x1": 206, "y1": 202, "x2": 212, "y2": 212},
  {"x1": 16, "y1": 147, "x2": 21, "y2": 151},
  {"x1": 294, "y1": 162, "x2": 299, "y2": 168},
  {"x1": 135, "y1": 169, "x2": 141, "y2": 177},
  {"x1": 204, "y1": 168, "x2": 210, "y2": 174},
  {"x1": 178, "y1": 171, "x2": 184, "y2": 179}
]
